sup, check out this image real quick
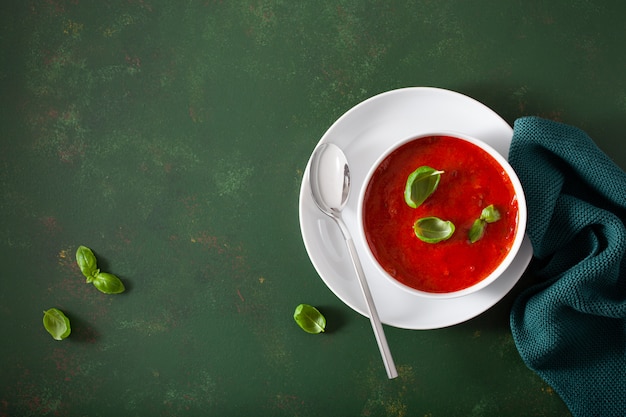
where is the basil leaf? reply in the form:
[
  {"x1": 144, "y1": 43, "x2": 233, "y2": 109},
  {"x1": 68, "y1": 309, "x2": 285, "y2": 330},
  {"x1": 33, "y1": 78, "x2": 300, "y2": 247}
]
[
  {"x1": 76, "y1": 245, "x2": 99, "y2": 282},
  {"x1": 469, "y1": 219, "x2": 486, "y2": 243},
  {"x1": 92, "y1": 272, "x2": 125, "y2": 294},
  {"x1": 469, "y1": 205, "x2": 501, "y2": 243},
  {"x1": 404, "y1": 166, "x2": 444, "y2": 208},
  {"x1": 480, "y1": 204, "x2": 501, "y2": 223},
  {"x1": 414, "y1": 217, "x2": 455, "y2": 243},
  {"x1": 293, "y1": 304, "x2": 326, "y2": 334},
  {"x1": 43, "y1": 308, "x2": 71, "y2": 341}
]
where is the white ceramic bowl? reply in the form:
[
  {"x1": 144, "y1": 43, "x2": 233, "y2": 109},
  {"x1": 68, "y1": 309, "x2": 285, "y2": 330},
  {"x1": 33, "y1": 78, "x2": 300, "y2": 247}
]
[{"x1": 358, "y1": 131, "x2": 527, "y2": 299}]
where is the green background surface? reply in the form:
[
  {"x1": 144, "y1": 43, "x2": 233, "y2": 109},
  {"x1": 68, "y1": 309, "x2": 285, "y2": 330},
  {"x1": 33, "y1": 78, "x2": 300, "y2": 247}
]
[{"x1": 1, "y1": 1, "x2": 625, "y2": 416}]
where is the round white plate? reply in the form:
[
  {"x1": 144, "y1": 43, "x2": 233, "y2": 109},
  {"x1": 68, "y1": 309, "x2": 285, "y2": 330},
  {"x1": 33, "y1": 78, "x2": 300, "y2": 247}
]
[{"x1": 298, "y1": 87, "x2": 533, "y2": 330}]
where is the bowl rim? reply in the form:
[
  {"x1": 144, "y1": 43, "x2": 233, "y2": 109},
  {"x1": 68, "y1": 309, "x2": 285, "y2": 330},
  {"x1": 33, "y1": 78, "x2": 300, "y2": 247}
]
[{"x1": 357, "y1": 130, "x2": 528, "y2": 299}]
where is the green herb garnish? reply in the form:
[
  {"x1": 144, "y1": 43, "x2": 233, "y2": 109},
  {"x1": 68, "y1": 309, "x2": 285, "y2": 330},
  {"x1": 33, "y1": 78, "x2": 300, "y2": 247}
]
[
  {"x1": 76, "y1": 245, "x2": 125, "y2": 294},
  {"x1": 480, "y1": 204, "x2": 501, "y2": 223},
  {"x1": 469, "y1": 204, "x2": 501, "y2": 243},
  {"x1": 76, "y1": 245, "x2": 99, "y2": 282},
  {"x1": 404, "y1": 166, "x2": 444, "y2": 208},
  {"x1": 414, "y1": 216, "x2": 455, "y2": 243},
  {"x1": 293, "y1": 304, "x2": 326, "y2": 334},
  {"x1": 43, "y1": 308, "x2": 71, "y2": 341},
  {"x1": 92, "y1": 272, "x2": 126, "y2": 294}
]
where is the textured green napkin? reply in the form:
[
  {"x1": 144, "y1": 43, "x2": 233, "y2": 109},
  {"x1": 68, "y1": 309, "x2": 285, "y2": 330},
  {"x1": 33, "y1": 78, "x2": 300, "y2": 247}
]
[{"x1": 509, "y1": 116, "x2": 626, "y2": 417}]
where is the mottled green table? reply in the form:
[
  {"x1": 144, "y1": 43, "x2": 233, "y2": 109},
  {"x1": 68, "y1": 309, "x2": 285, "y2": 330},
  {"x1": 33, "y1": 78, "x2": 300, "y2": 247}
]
[{"x1": 2, "y1": 1, "x2": 625, "y2": 416}]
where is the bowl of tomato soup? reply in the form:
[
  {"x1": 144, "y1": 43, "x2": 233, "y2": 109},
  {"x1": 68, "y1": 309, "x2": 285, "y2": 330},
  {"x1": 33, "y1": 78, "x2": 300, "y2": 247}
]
[{"x1": 359, "y1": 132, "x2": 527, "y2": 298}]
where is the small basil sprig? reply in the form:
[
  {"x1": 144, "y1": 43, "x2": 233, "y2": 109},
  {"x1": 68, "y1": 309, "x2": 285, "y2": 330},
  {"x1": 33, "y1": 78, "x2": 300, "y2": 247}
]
[
  {"x1": 469, "y1": 204, "x2": 501, "y2": 243},
  {"x1": 293, "y1": 304, "x2": 326, "y2": 334},
  {"x1": 76, "y1": 245, "x2": 125, "y2": 294},
  {"x1": 43, "y1": 308, "x2": 71, "y2": 340},
  {"x1": 414, "y1": 217, "x2": 455, "y2": 243},
  {"x1": 404, "y1": 166, "x2": 444, "y2": 209}
]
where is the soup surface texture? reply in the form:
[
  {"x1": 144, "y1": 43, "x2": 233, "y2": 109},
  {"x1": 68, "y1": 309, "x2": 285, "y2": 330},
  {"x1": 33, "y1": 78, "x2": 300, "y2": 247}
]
[{"x1": 362, "y1": 135, "x2": 519, "y2": 293}]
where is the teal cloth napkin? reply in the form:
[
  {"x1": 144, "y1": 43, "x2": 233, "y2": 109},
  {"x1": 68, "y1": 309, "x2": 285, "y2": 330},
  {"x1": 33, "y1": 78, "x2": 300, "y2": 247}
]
[{"x1": 509, "y1": 116, "x2": 626, "y2": 417}]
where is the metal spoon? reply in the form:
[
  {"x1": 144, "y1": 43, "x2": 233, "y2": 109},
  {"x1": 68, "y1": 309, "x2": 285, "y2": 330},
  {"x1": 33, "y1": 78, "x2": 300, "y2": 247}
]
[{"x1": 309, "y1": 143, "x2": 398, "y2": 379}]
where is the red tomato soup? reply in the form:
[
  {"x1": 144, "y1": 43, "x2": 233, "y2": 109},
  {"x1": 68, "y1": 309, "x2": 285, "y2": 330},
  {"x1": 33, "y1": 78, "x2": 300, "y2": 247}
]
[{"x1": 362, "y1": 135, "x2": 519, "y2": 293}]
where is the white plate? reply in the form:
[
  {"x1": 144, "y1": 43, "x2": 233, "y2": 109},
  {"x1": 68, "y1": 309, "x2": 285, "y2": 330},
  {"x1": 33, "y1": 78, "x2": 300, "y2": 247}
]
[{"x1": 298, "y1": 87, "x2": 533, "y2": 330}]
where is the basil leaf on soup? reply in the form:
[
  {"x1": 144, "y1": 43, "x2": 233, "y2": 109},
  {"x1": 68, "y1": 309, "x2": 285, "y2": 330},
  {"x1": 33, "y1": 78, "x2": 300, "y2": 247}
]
[
  {"x1": 92, "y1": 272, "x2": 126, "y2": 294},
  {"x1": 404, "y1": 166, "x2": 444, "y2": 208},
  {"x1": 469, "y1": 205, "x2": 501, "y2": 243},
  {"x1": 414, "y1": 217, "x2": 455, "y2": 243},
  {"x1": 469, "y1": 219, "x2": 486, "y2": 243},
  {"x1": 293, "y1": 304, "x2": 326, "y2": 334},
  {"x1": 480, "y1": 204, "x2": 501, "y2": 223},
  {"x1": 43, "y1": 308, "x2": 71, "y2": 341},
  {"x1": 76, "y1": 245, "x2": 99, "y2": 282}
]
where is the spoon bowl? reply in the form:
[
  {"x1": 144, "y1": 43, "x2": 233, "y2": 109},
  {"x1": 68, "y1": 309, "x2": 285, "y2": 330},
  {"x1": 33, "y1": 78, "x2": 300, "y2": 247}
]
[{"x1": 309, "y1": 143, "x2": 350, "y2": 217}]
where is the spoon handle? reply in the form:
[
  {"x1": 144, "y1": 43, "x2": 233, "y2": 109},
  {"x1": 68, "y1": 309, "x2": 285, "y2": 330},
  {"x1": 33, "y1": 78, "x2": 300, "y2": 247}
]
[{"x1": 337, "y1": 218, "x2": 398, "y2": 379}]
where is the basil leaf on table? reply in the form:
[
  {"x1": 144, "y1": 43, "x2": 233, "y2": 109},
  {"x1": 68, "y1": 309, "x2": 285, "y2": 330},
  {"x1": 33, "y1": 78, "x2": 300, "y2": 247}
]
[
  {"x1": 293, "y1": 304, "x2": 326, "y2": 334},
  {"x1": 414, "y1": 216, "x2": 455, "y2": 243},
  {"x1": 404, "y1": 166, "x2": 444, "y2": 209},
  {"x1": 76, "y1": 245, "x2": 99, "y2": 282},
  {"x1": 43, "y1": 308, "x2": 71, "y2": 341},
  {"x1": 92, "y1": 272, "x2": 125, "y2": 294},
  {"x1": 75, "y1": 245, "x2": 125, "y2": 293}
]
